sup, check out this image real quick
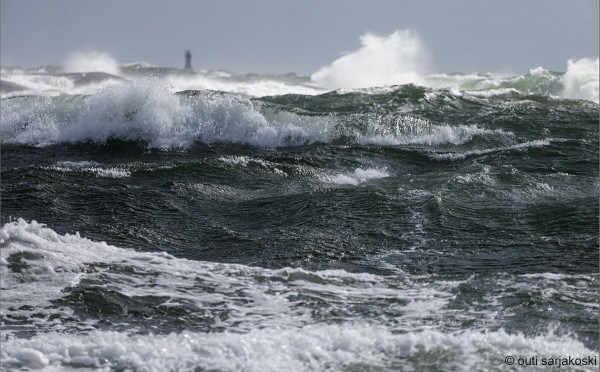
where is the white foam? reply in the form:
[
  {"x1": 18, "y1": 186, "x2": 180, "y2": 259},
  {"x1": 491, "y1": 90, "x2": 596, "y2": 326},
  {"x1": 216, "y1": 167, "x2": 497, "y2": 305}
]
[
  {"x1": 561, "y1": 57, "x2": 599, "y2": 103},
  {"x1": 217, "y1": 156, "x2": 288, "y2": 176},
  {"x1": 0, "y1": 219, "x2": 454, "y2": 335},
  {"x1": 1, "y1": 79, "x2": 341, "y2": 148},
  {"x1": 504, "y1": 175, "x2": 595, "y2": 205},
  {"x1": 1, "y1": 73, "x2": 74, "y2": 95},
  {"x1": 424, "y1": 68, "x2": 561, "y2": 97},
  {"x1": 430, "y1": 139, "x2": 551, "y2": 160},
  {"x1": 121, "y1": 61, "x2": 156, "y2": 69},
  {"x1": 0, "y1": 220, "x2": 113, "y2": 331},
  {"x1": 62, "y1": 52, "x2": 121, "y2": 75},
  {"x1": 462, "y1": 87, "x2": 520, "y2": 98},
  {"x1": 46, "y1": 161, "x2": 131, "y2": 178},
  {"x1": 311, "y1": 30, "x2": 430, "y2": 90},
  {"x1": 3, "y1": 63, "x2": 325, "y2": 99},
  {"x1": 0, "y1": 73, "x2": 125, "y2": 99},
  {"x1": 1, "y1": 325, "x2": 596, "y2": 371},
  {"x1": 1, "y1": 80, "x2": 191, "y2": 148},
  {"x1": 359, "y1": 121, "x2": 508, "y2": 147},
  {"x1": 1, "y1": 220, "x2": 597, "y2": 370},
  {"x1": 319, "y1": 168, "x2": 389, "y2": 185},
  {"x1": 165, "y1": 73, "x2": 325, "y2": 97},
  {"x1": 218, "y1": 155, "x2": 253, "y2": 166},
  {"x1": 424, "y1": 72, "x2": 503, "y2": 91},
  {"x1": 4, "y1": 80, "x2": 506, "y2": 149},
  {"x1": 453, "y1": 164, "x2": 496, "y2": 186}
]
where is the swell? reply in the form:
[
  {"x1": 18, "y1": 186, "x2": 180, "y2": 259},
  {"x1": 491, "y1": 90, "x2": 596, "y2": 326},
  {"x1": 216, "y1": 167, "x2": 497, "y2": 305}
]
[
  {"x1": 3, "y1": 80, "x2": 595, "y2": 150},
  {"x1": 3, "y1": 140, "x2": 597, "y2": 275}
]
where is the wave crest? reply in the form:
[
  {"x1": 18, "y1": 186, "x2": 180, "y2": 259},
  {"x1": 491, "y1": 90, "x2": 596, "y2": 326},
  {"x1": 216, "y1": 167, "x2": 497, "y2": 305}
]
[
  {"x1": 1, "y1": 81, "x2": 504, "y2": 149},
  {"x1": 561, "y1": 57, "x2": 599, "y2": 103},
  {"x1": 62, "y1": 52, "x2": 121, "y2": 75},
  {"x1": 311, "y1": 30, "x2": 430, "y2": 90}
]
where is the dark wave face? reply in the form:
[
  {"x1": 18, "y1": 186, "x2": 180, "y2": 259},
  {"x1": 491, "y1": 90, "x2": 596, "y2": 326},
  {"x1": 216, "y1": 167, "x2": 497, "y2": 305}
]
[{"x1": 1, "y1": 66, "x2": 598, "y2": 371}]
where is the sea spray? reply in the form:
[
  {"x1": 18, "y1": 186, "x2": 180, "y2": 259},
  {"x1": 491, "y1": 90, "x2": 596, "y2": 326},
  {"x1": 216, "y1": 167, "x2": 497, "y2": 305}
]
[
  {"x1": 561, "y1": 57, "x2": 599, "y2": 103},
  {"x1": 62, "y1": 51, "x2": 121, "y2": 75},
  {"x1": 2, "y1": 48, "x2": 598, "y2": 104},
  {"x1": 311, "y1": 30, "x2": 431, "y2": 89}
]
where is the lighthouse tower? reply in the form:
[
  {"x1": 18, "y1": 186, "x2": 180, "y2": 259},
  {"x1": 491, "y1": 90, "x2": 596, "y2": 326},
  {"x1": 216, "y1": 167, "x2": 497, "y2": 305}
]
[{"x1": 184, "y1": 50, "x2": 192, "y2": 70}]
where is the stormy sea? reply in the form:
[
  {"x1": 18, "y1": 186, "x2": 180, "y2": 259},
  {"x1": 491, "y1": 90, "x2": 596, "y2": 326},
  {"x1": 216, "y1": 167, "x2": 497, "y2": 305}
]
[{"x1": 1, "y1": 34, "x2": 599, "y2": 370}]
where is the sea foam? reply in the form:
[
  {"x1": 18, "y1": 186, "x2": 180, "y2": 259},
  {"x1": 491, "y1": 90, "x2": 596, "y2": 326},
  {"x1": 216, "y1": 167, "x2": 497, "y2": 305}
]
[
  {"x1": 46, "y1": 161, "x2": 131, "y2": 178},
  {"x1": 2, "y1": 325, "x2": 596, "y2": 371},
  {"x1": 164, "y1": 73, "x2": 325, "y2": 97},
  {"x1": 1, "y1": 219, "x2": 597, "y2": 370},
  {"x1": 319, "y1": 168, "x2": 389, "y2": 186}
]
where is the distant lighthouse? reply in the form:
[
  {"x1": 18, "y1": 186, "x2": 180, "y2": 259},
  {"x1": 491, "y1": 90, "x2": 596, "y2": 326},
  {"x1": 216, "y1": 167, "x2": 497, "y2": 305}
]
[{"x1": 184, "y1": 50, "x2": 192, "y2": 70}]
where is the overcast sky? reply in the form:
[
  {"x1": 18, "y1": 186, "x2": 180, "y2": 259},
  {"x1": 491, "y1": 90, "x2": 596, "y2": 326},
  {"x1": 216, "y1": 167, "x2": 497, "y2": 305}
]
[{"x1": 1, "y1": 0, "x2": 598, "y2": 75}]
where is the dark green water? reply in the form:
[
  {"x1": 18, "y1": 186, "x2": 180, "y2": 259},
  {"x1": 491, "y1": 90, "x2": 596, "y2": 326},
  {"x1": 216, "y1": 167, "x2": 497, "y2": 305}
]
[{"x1": 1, "y1": 78, "x2": 598, "y2": 371}]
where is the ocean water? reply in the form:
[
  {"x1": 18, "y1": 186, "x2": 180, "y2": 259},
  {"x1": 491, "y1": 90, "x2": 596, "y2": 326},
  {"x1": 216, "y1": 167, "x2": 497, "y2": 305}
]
[{"x1": 1, "y1": 47, "x2": 599, "y2": 371}]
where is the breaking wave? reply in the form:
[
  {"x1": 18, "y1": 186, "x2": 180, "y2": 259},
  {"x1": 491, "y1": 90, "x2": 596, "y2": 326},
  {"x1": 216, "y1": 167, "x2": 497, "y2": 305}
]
[
  {"x1": 308, "y1": 31, "x2": 598, "y2": 103},
  {"x1": 311, "y1": 30, "x2": 431, "y2": 90},
  {"x1": 561, "y1": 57, "x2": 599, "y2": 103},
  {"x1": 0, "y1": 80, "x2": 507, "y2": 149},
  {"x1": 62, "y1": 52, "x2": 121, "y2": 75},
  {"x1": 1, "y1": 44, "x2": 597, "y2": 103}
]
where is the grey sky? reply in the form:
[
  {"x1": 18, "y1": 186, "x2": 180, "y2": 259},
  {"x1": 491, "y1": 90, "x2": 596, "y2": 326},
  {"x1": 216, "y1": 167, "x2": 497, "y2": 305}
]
[{"x1": 1, "y1": 0, "x2": 598, "y2": 75}]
